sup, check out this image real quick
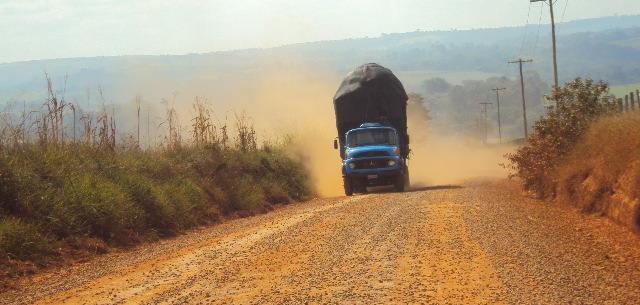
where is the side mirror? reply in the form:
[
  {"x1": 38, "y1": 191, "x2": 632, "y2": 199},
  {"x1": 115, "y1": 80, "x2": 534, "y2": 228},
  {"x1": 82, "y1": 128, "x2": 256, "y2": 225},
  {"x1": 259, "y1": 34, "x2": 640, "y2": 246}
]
[{"x1": 333, "y1": 138, "x2": 339, "y2": 150}]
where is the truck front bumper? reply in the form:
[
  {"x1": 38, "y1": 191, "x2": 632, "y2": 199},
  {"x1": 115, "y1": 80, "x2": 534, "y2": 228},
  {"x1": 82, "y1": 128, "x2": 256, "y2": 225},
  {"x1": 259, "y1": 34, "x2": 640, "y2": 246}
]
[{"x1": 344, "y1": 168, "x2": 403, "y2": 187}]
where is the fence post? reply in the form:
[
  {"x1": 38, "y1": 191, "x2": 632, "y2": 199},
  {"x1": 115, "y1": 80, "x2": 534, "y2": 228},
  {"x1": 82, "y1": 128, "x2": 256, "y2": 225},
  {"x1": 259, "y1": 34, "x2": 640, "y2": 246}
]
[
  {"x1": 618, "y1": 98, "x2": 624, "y2": 112},
  {"x1": 625, "y1": 95, "x2": 630, "y2": 112},
  {"x1": 632, "y1": 91, "x2": 637, "y2": 111}
]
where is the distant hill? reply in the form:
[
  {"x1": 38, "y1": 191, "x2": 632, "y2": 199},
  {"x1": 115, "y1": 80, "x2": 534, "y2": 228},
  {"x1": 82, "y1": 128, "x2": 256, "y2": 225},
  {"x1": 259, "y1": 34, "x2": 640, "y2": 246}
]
[{"x1": 1, "y1": 15, "x2": 640, "y2": 108}]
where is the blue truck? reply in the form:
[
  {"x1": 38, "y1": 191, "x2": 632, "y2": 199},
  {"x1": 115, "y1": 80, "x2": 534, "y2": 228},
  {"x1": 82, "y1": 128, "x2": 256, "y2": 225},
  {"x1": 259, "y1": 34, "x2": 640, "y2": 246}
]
[{"x1": 333, "y1": 63, "x2": 410, "y2": 196}]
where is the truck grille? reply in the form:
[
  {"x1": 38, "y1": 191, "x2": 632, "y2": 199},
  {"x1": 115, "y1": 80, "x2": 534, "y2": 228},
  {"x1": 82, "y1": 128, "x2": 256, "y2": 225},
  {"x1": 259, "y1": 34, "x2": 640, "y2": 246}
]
[
  {"x1": 352, "y1": 158, "x2": 389, "y2": 169},
  {"x1": 351, "y1": 151, "x2": 390, "y2": 158}
]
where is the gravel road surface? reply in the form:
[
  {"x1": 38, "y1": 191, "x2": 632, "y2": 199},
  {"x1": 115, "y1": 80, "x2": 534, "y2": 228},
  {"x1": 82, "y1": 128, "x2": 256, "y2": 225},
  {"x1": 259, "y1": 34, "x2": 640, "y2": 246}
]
[{"x1": 3, "y1": 181, "x2": 640, "y2": 304}]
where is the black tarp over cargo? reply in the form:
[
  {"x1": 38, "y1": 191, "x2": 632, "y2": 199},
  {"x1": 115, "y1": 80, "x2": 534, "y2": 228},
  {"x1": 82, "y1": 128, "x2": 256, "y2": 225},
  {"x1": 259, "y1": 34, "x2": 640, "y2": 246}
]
[{"x1": 333, "y1": 63, "x2": 409, "y2": 157}]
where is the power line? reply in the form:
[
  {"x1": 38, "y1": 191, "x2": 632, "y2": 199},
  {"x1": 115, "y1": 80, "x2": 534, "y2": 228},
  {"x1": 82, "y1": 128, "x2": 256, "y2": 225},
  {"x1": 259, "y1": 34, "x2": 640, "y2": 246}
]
[
  {"x1": 519, "y1": 2, "x2": 533, "y2": 57},
  {"x1": 560, "y1": 0, "x2": 569, "y2": 23},
  {"x1": 531, "y1": 0, "x2": 560, "y2": 89},
  {"x1": 531, "y1": 2, "x2": 544, "y2": 57}
]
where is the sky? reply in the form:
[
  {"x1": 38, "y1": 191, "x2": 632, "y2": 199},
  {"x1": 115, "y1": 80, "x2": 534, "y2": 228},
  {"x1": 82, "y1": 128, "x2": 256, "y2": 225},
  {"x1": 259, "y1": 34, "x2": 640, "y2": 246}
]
[{"x1": 1, "y1": 0, "x2": 639, "y2": 64}]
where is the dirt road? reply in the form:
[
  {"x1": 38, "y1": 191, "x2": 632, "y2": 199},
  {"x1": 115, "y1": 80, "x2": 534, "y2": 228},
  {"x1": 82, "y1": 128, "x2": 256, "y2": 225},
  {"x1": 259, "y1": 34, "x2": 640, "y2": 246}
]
[{"x1": 3, "y1": 181, "x2": 640, "y2": 304}]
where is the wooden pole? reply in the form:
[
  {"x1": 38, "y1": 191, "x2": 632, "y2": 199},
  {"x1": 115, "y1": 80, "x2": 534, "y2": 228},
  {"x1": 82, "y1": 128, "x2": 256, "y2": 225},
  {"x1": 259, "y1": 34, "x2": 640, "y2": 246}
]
[
  {"x1": 72, "y1": 105, "x2": 76, "y2": 143},
  {"x1": 491, "y1": 88, "x2": 506, "y2": 144},
  {"x1": 618, "y1": 98, "x2": 624, "y2": 112},
  {"x1": 480, "y1": 102, "x2": 493, "y2": 145},
  {"x1": 625, "y1": 95, "x2": 630, "y2": 112},
  {"x1": 549, "y1": 0, "x2": 558, "y2": 89},
  {"x1": 509, "y1": 58, "x2": 533, "y2": 139},
  {"x1": 137, "y1": 104, "x2": 141, "y2": 146},
  {"x1": 631, "y1": 91, "x2": 636, "y2": 111},
  {"x1": 147, "y1": 110, "x2": 150, "y2": 150}
]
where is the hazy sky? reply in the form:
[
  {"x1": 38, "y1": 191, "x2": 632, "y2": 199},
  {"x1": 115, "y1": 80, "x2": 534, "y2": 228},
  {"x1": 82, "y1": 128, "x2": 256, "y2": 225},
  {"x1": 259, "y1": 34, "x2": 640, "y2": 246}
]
[{"x1": 1, "y1": 0, "x2": 639, "y2": 63}]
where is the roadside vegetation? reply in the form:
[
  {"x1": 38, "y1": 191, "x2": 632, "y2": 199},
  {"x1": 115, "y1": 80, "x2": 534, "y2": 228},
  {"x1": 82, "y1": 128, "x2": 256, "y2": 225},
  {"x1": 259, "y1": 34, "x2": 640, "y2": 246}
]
[
  {"x1": 554, "y1": 112, "x2": 640, "y2": 230},
  {"x1": 506, "y1": 78, "x2": 640, "y2": 231},
  {"x1": 0, "y1": 79, "x2": 313, "y2": 272}
]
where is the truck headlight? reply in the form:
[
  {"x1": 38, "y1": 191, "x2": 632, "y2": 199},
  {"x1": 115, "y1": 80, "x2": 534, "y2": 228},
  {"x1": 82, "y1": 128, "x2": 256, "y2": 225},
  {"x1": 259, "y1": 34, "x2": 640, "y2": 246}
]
[
  {"x1": 348, "y1": 163, "x2": 356, "y2": 169},
  {"x1": 387, "y1": 160, "x2": 397, "y2": 167}
]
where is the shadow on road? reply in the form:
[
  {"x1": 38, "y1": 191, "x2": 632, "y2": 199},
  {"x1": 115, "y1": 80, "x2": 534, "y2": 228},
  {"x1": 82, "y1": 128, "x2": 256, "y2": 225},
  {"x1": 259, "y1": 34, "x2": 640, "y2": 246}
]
[
  {"x1": 367, "y1": 184, "x2": 463, "y2": 194},
  {"x1": 407, "y1": 185, "x2": 463, "y2": 192}
]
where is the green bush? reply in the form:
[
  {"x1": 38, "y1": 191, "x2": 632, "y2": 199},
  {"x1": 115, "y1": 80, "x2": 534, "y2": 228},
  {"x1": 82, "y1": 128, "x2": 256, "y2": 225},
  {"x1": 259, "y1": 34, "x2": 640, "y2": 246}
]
[
  {"x1": 155, "y1": 179, "x2": 204, "y2": 230},
  {"x1": 0, "y1": 159, "x2": 19, "y2": 214},
  {"x1": 227, "y1": 175, "x2": 266, "y2": 211},
  {"x1": 262, "y1": 183, "x2": 292, "y2": 205},
  {"x1": 51, "y1": 172, "x2": 143, "y2": 239},
  {"x1": 0, "y1": 217, "x2": 52, "y2": 260},
  {"x1": 506, "y1": 78, "x2": 619, "y2": 196}
]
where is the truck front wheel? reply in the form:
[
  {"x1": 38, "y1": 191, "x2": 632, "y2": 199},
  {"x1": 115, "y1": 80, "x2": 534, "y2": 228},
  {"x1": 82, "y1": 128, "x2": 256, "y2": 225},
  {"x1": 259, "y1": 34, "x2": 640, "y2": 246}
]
[
  {"x1": 344, "y1": 177, "x2": 354, "y2": 196},
  {"x1": 395, "y1": 170, "x2": 409, "y2": 192},
  {"x1": 394, "y1": 175, "x2": 405, "y2": 192},
  {"x1": 404, "y1": 168, "x2": 410, "y2": 190}
]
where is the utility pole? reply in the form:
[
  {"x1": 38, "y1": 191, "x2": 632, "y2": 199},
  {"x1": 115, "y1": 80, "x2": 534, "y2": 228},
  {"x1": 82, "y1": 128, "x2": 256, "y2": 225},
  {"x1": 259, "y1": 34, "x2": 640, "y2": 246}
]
[
  {"x1": 147, "y1": 110, "x2": 150, "y2": 150},
  {"x1": 509, "y1": 58, "x2": 533, "y2": 139},
  {"x1": 531, "y1": 0, "x2": 559, "y2": 89},
  {"x1": 490, "y1": 87, "x2": 506, "y2": 144},
  {"x1": 136, "y1": 96, "x2": 141, "y2": 147},
  {"x1": 480, "y1": 102, "x2": 493, "y2": 145}
]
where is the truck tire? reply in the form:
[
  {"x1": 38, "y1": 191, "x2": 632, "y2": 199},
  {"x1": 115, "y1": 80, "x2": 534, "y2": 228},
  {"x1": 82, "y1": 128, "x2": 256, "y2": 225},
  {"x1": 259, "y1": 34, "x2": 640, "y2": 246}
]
[
  {"x1": 395, "y1": 167, "x2": 410, "y2": 192},
  {"x1": 394, "y1": 175, "x2": 405, "y2": 192},
  {"x1": 404, "y1": 168, "x2": 410, "y2": 191},
  {"x1": 344, "y1": 177, "x2": 354, "y2": 196}
]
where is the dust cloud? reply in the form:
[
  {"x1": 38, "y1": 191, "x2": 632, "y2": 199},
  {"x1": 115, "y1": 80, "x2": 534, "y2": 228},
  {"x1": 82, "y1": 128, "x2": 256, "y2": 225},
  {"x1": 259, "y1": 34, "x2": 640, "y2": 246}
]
[
  {"x1": 407, "y1": 133, "x2": 513, "y2": 187},
  {"x1": 118, "y1": 61, "x2": 512, "y2": 197},
  {"x1": 406, "y1": 94, "x2": 513, "y2": 187},
  {"x1": 231, "y1": 64, "x2": 345, "y2": 197},
  {"x1": 249, "y1": 67, "x2": 516, "y2": 195}
]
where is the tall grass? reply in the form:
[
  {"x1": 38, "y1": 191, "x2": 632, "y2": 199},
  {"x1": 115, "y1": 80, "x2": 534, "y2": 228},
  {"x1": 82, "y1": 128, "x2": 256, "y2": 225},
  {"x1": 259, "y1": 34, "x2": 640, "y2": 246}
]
[
  {"x1": 554, "y1": 111, "x2": 640, "y2": 231},
  {"x1": 0, "y1": 78, "x2": 314, "y2": 261}
]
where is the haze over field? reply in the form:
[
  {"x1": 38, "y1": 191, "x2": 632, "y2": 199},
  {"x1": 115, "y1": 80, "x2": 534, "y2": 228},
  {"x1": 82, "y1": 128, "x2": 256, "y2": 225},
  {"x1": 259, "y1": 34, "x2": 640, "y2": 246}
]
[
  {"x1": 2, "y1": 14, "x2": 639, "y2": 136},
  {"x1": 2, "y1": 0, "x2": 640, "y2": 63}
]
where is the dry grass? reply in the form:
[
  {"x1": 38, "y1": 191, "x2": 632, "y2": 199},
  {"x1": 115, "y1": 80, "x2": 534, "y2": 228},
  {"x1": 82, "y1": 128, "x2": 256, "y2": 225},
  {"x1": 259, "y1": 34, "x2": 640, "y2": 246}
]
[{"x1": 555, "y1": 111, "x2": 640, "y2": 231}]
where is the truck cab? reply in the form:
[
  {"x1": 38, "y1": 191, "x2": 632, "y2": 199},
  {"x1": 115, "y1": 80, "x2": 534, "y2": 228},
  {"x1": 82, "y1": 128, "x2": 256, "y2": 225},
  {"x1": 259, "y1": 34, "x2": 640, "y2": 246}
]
[{"x1": 335, "y1": 123, "x2": 409, "y2": 195}]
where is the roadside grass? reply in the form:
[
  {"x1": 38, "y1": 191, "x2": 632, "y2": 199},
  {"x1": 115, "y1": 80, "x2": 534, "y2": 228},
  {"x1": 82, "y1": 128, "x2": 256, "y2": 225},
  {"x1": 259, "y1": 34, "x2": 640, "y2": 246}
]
[
  {"x1": 506, "y1": 78, "x2": 640, "y2": 232},
  {"x1": 0, "y1": 78, "x2": 314, "y2": 265},
  {"x1": 554, "y1": 111, "x2": 640, "y2": 230},
  {"x1": 505, "y1": 78, "x2": 618, "y2": 195},
  {"x1": 0, "y1": 143, "x2": 313, "y2": 262},
  {"x1": 0, "y1": 218, "x2": 52, "y2": 261}
]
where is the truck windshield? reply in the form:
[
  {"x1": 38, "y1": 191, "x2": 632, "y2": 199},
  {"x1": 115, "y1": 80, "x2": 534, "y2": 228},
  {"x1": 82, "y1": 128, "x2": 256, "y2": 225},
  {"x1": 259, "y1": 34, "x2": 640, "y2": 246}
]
[{"x1": 347, "y1": 128, "x2": 397, "y2": 147}]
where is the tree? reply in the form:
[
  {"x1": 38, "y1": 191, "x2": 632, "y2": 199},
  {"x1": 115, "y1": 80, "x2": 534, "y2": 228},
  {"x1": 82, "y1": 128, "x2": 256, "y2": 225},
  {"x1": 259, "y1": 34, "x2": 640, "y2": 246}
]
[
  {"x1": 423, "y1": 78, "x2": 451, "y2": 94},
  {"x1": 506, "y1": 78, "x2": 618, "y2": 195}
]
